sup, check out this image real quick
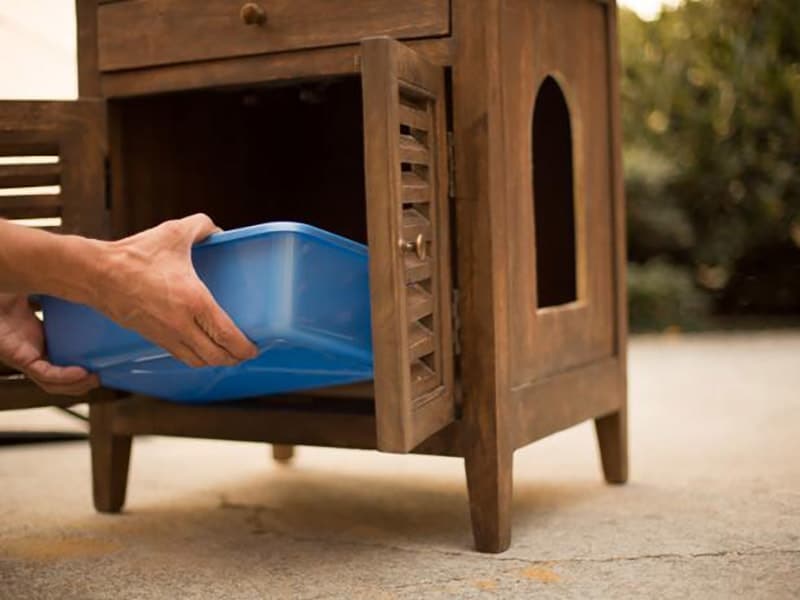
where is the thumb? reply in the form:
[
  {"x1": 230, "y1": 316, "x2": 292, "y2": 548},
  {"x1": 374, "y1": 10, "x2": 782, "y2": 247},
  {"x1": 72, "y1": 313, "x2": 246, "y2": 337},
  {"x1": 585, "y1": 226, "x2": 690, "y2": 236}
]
[
  {"x1": 183, "y1": 213, "x2": 222, "y2": 244},
  {"x1": 25, "y1": 359, "x2": 93, "y2": 385}
]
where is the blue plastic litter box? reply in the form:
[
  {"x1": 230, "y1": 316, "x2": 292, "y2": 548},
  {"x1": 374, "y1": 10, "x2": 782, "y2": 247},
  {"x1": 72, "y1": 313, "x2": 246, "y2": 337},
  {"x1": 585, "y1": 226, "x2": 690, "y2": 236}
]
[{"x1": 40, "y1": 222, "x2": 374, "y2": 403}]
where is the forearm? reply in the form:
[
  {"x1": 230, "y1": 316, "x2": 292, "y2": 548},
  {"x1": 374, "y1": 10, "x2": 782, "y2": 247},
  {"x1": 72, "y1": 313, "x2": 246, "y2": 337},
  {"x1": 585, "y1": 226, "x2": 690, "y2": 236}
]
[
  {"x1": 0, "y1": 219, "x2": 107, "y2": 304},
  {"x1": 1, "y1": 213, "x2": 256, "y2": 368}
]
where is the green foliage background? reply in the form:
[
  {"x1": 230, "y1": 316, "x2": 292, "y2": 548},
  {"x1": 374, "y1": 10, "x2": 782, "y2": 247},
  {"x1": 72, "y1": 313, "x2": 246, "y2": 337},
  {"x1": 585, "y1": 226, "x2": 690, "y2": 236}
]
[{"x1": 620, "y1": 0, "x2": 800, "y2": 330}]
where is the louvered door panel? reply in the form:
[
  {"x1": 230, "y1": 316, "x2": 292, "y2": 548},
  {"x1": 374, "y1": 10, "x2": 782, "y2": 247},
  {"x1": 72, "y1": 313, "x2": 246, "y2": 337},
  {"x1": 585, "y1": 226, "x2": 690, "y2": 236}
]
[
  {"x1": 361, "y1": 37, "x2": 455, "y2": 453},
  {"x1": 0, "y1": 100, "x2": 107, "y2": 410},
  {"x1": 0, "y1": 139, "x2": 63, "y2": 230},
  {"x1": 0, "y1": 101, "x2": 107, "y2": 237}
]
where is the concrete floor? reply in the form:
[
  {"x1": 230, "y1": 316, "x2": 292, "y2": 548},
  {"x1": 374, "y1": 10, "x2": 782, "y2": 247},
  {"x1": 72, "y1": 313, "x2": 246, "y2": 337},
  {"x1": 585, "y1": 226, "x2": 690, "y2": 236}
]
[{"x1": 1, "y1": 332, "x2": 799, "y2": 599}]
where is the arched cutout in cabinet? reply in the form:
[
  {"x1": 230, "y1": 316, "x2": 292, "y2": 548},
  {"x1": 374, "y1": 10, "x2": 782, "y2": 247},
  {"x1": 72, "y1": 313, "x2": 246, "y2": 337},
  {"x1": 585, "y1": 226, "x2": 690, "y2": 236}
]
[{"x1": 532, "y1": 75, "x2": 578, "y2": 308}]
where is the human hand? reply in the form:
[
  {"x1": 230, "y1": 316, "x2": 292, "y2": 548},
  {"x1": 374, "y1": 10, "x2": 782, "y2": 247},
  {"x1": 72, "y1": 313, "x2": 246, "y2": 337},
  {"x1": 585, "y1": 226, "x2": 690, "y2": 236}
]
[
  {"x1": 96, "y1": 214, "x2": 258, "y2": 368},
  {"x1": 0, "y1": 293, "x2": 99, "y2": 395}
]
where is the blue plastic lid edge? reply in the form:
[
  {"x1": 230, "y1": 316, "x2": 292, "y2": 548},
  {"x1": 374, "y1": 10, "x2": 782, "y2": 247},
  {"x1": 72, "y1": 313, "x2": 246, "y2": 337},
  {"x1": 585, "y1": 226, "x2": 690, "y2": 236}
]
[{"x1": 194, "y1": 221, "x2": 368, "y2": 256}]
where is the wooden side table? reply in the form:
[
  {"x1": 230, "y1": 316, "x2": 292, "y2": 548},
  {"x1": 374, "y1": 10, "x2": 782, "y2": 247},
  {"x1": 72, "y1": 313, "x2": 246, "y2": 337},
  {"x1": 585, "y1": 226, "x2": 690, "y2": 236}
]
[{"x1": 0, "y1": 0, "x2": 628, "y2": 553}]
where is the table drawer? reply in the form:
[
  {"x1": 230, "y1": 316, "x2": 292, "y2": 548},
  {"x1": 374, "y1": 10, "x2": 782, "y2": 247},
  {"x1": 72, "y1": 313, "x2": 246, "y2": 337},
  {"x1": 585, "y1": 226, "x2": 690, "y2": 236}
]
[{"x1": 97, "y1": 0, "x2": 451, "y2": 72}]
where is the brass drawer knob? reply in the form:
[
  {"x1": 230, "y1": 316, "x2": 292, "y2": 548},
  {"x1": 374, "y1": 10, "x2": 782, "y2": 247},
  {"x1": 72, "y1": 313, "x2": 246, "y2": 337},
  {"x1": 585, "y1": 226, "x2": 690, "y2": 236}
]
[
  {"x1": 240, "y1": 2, "x2": 267, "y2": 26},
  {"x1": 400, "y1": 233, "x2": 427, "y2": 261}
]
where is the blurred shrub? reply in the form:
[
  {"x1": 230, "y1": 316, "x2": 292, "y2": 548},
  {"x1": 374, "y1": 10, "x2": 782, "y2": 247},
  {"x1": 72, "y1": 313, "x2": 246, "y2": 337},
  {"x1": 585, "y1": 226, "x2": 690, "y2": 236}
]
[
  {"x1": 620, "y1": 0, "x2": 800, "y2": 330},
  {"x1": 628, "y1": 259, "x2": 710, "y2": 330}
]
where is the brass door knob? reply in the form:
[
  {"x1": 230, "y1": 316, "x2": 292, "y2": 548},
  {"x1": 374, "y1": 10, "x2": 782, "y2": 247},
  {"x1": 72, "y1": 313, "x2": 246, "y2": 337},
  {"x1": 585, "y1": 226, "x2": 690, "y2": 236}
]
[
  {"x1": 240, "y1": 2, "x2": 267, "y2": 25},
  {"x1": 400, "y1": 233, "x2": 427, "y2": 261}
]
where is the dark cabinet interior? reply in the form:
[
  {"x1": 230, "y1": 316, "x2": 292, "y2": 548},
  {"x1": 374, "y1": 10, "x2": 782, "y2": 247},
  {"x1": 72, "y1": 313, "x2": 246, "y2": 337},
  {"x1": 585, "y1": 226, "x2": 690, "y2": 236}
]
[{"x1": 111, "y1": 76, "x2": 368, "y2": 243}]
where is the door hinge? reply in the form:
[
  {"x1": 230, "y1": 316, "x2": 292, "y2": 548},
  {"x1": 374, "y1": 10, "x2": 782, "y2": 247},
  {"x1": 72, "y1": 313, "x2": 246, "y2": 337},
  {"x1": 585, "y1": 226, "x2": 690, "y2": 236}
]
[
  {"x1": 452, "y1": 288, "x2": 461, "y2": 356},
  {"x1": 447, "y1": 131, "x2": 456, "y2": 200},
  {"x1": 104, "y1": 157, "x2": 112, "y2": 211}
]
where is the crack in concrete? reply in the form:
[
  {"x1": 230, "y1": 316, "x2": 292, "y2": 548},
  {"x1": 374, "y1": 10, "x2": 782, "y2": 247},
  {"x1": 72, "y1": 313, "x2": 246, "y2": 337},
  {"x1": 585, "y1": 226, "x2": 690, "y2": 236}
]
[
  {"x1": 217, "y1": 495, "x2": 800, "y2": 576},
  {"x1": 255, "y1": 521, "x2": 800, "y2": 569},
  {"x1": 365, "y1": 548, "x2": 800, "y2": 595},
  {"x1": 545, "y1": 547, "x2": 800, "y2": 564}
]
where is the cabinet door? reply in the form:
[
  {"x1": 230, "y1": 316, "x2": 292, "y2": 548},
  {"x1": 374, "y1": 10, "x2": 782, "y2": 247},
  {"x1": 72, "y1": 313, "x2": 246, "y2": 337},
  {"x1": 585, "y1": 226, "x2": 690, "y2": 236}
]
[
  {"x1": 0, "y1": 100, "x2": 107, "y2": 410},
  {"x1": 361, "y1": 37, "x2": 455, "y2": 453}
]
